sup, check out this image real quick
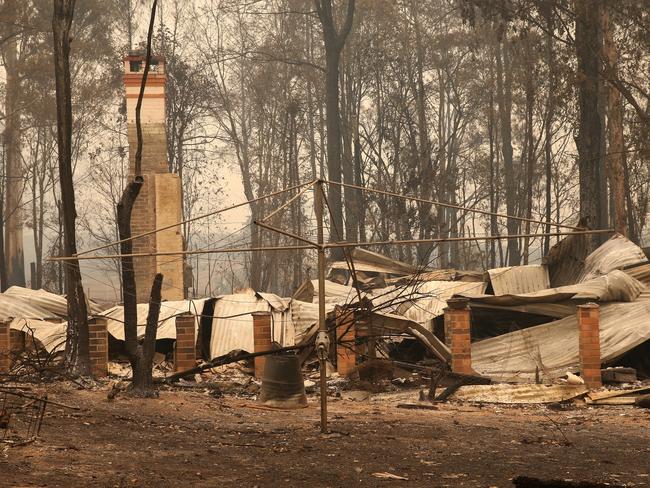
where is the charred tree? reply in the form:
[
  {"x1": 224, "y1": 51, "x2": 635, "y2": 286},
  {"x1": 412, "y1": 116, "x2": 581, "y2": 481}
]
[
  {"x1": 495, "y1": 35, "x2": 520, "y2": 266},
  {"x1": 52, "y1": 0, "x2": 91, "y2": 375},
  {"x1": 314, "y1": 0, "x2": 355, "y2": 258},
  {"x1": 2, "y1": 0, "x2": 25, "y2": 288},
  {"x1": 575, "y1": 0, "x2": 608, "y2": 247},
  {"x1": 602, "y1": 6, "x2": 627, "y2": 236},
  {"x1": 117, "y1": 0, "x2": 163, "y2": 396},
  {"x1": 542, "y1": 3, "x2": 556, "y2": 255}
]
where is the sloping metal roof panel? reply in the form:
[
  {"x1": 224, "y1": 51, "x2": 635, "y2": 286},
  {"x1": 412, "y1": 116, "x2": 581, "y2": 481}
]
[
  {"x1": 545, "y1": 233, "x2": 646, "y2": 286},
  {"x1": 395, "y1": 280, "x2": 487, "y2": 326},
  {"x1": 10, "y1": 317, "x2": 67, "y2": 353},
  {"x1": 488, "y1": 265, "x2": 550, "y2": 296},
  {"x1": 4, "y1": 286, "x2": 103, "y2": 316},
  {"x1": 0, "y1": 294, "x2": 59, "y2": 321},
  {"x1": 459, "y1": 270, "x2": 643, "y2": 306},
  {"x1": 101, "y1": 298, "x2": 209, "y2": 341}
]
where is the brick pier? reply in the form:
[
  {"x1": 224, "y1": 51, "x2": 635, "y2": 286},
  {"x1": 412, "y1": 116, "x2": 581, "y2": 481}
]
[{"x1": 578, "y1": 303, "x2": 602, "y2": 389}]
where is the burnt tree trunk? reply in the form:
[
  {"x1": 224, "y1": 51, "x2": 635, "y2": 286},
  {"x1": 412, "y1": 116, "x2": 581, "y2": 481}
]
[
  {"x1": 314, "y1": 0, "x2": 355, "y2": 259},
  {"x1": 3, "y1": 0, "x2": 25, "y2": 288},
  {"x1": 495, "y1": 36, "x2": 520, "y2": 266},
  {"x1": 575, "y1": 0, "x2": 608, "y2": 247},
  {"x1": 117, "y1": 0, "x2": 163, "y2": 396},
  {"x1": 522, "y1": 36, "x2": 536, "y2": 264},
  {"x1": 543, "y1": 3, "x2": 556, "y2": 255},
  {"x1": 53, "y1": 0, "x2": 91, "y2": 375},
  {"x1": 602, "y1": 6, "x2": 627, "y2": 236},
  {"x1": 0, "y1": 187, "x2": 6, "y2": 291}
]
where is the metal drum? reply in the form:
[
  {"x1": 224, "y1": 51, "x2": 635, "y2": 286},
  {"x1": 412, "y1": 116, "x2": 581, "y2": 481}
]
[{"x1": 258, "y1": 354, "x2": 308, "y2": 409}]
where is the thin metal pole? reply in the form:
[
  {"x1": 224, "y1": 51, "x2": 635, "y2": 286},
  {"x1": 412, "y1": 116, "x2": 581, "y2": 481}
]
[{"x1": 315, "y1": 180, "x2": 328, "y2": 434}]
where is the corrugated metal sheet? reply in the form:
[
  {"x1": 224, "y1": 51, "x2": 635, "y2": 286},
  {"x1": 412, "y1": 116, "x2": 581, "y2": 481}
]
[
  {"x1": 257, "y1": 292, "x2": 290, "y2": 311},
  {"x1": 402, "y1": 269, "x2": 484, "y2": 283},
  {"x1": 544, "y1": 232, "x2": 590, "y2": 286},
  {"x1": 461, "y1": 270, "x2": 643, "y2": 306},
  {"x1": 544, "y1": 233, "x2": 646, "y2": 287},
  {"x1": 4, "y1": 286, "x2": 104, "y2": 316},
  {"x1": 288, "y1": 299, "x2": 338, "y2": 342},
  {"x1": 488, "y1": 265, "x2": 550, "y2": 296},
  {"x1": 624, "y1": 262, "x2": 650, "y2": 286},
  {"x1": 396, "y1": 281, "x2": 487, "y2": 326},
  {"x1": 579, "y1": 234, "x2": 647, "y2": 282},
  {"x1": 10, "y1": 317, "x2": 67, "y2": 353},
  {"x1": 102, "y1": 298, "x2": 209, "y2": 341},
  {"x1": 4, "y1": 286, "x2": 69, "y2": 317},
  {"x1": 472, "y1": 299, "x2": 650, "y2": 382},
  {"x1": 310, "y1": 279, "x2": 362, "y2": 304},
  {"x1": 0, "y1": 294, "x2": 59, "y2": 321},
  {"x1": 208, "y1": 293, "x2": 292, "y2": 359},
  {"x1": 451, "y1": 384, "x2": 588, "y2": 404},
  {"x1": 470, "y1": 302, "x2": 577, "y2": 319},
  {"x1": 330, "y1": 248, "x2": 420, "y2": 276},
  {"x1": 544, "y1": 234, "x2": 648, "y2": 286}
]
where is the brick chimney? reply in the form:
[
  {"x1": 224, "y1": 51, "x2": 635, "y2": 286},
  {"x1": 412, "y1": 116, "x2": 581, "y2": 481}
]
[{"x1": 123, "y1": 51, "x2": 184, "y2": 302}]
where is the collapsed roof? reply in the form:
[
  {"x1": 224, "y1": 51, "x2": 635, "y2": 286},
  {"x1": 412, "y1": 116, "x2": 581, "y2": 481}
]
[{"x1": 7, "y1": 233, "x2": 650, "y2": 381}]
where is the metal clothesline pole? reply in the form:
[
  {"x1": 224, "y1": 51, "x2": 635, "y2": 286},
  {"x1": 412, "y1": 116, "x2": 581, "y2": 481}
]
[{"x1": 314, "y1": 180, "x2": 328, "y2": 434}]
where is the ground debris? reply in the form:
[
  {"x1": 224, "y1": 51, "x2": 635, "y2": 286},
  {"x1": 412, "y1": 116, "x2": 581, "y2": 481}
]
[
  {"x1": 512, "y1": 476, "x2": 626, "y2": 487},
  {"x1": 371, "y1": 472, "x2": 408, "y2": 481}
]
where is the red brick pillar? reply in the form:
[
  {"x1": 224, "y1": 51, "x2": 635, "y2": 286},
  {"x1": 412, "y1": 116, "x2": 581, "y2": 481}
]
[
  {"x1": 578, "y1": 303, "x2": 602, "y2": 389},
  {"x1": 174, "y1": 313, "x2": 196, "y2": 372},
  {"x1": 445, "y1": 298, "x2": 472, "y2": 375},
  {"x1": 336, "y1": 308, "x2": 356, "y2": 377},
  {"x1": 252, "y1": 312, "x2": 272, "y2": 378},
  {"x1": 89, "y1": 317, "x2": 109, "y2": 378},
  {"x1": 0, "y1": 319, "x2": 11, "y2": 373}
]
